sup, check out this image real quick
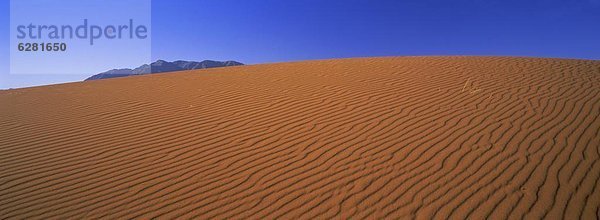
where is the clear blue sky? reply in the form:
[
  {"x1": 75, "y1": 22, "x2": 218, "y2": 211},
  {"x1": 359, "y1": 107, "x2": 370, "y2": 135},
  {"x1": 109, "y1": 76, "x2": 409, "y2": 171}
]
[{"x1": 1, "y1": 0, "x2": 600, "y2": 89}]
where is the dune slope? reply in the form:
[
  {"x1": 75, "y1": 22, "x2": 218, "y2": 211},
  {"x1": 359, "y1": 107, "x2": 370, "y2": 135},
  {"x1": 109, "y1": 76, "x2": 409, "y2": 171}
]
[{"x1": 1, "y1": 56, "x2": 599, "y2": 219}]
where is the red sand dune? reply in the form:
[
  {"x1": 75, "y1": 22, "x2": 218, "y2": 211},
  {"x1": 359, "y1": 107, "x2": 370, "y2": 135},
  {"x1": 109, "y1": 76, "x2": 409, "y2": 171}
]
[{"x1": 1, "y1": 56, "x2": 599, "y2": 219}]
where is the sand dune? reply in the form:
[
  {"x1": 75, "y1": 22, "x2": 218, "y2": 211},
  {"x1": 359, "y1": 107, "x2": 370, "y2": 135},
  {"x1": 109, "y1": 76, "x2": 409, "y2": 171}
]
[{"x1": 1, "y1": 56, "x2": 599, "y2": 219}]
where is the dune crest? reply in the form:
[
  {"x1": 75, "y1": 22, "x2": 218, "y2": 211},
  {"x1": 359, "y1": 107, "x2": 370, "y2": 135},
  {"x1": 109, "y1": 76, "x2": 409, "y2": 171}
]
[{"x1": 1, "y1": 56, "x2": 599, "y2": 219}]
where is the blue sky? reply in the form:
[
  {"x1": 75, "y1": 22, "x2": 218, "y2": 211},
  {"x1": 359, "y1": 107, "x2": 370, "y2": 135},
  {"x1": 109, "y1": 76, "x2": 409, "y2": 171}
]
[{"x1": 1, "y1": 0, "x2": 600, "y2": 89}]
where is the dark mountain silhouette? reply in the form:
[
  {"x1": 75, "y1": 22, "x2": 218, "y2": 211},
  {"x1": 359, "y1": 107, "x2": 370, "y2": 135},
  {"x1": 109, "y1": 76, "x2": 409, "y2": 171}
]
[{"x1": 85, "y1": 60, "x2": 243, "y2": 81}]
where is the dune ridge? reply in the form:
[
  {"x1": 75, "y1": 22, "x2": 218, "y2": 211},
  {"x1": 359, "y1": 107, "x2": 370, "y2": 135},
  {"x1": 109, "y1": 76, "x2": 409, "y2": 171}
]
[{"x1": 0, "y1": 56, "x2": 599, "y2": 219}]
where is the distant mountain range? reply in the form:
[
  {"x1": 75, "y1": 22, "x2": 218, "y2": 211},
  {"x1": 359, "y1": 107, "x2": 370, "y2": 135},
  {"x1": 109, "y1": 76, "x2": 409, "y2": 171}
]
[{"x1": 85, "y1": 60, "x2": 244, "y2": 81}]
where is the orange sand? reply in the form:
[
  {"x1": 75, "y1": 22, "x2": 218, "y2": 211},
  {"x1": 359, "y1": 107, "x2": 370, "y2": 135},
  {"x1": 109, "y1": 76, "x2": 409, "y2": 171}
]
[{"x1": 1, "y1": 56, "x2": 599, "y2": 219}]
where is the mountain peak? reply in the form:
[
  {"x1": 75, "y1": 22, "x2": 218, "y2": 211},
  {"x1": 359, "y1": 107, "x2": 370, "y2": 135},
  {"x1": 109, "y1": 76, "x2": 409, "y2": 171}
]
[{"x1": 85, "y1": 60, "x2": 244, "y2": 81}]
